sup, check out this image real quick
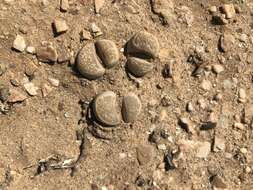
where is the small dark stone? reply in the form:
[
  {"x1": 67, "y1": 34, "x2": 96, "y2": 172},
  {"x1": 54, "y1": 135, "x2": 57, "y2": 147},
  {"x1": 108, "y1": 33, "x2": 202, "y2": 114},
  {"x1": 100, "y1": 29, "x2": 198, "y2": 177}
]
[
  {"x1": 10, "y1": 79, "x2": 20, "y2": 87},
  {"x1": 211, "y1": 15, "x2": 227, "y2": 25},
  {"x1": 238, "y1": 173, "x2": 247, "y2": 183},
  {"x1": 178, "y1": 118, "x2": 194, "y2": 133},
  {"x1": 187, "y1": 52, "x2": 203, "y2": 65},
  {"x1": 200, "y1": 121, "x2": 217, "y2": 130},
  {"x1": 0, "y1": 86, "x2": 10, "y2": 102},
  {"x1": 91, "y1": 184, "x2": 99, "y2": 190},
  {"x1": 149, "y1": 128, "x2": 169, "y2": 143},
  {"x1": 178, "y1": 118, "x2": 188, "y2": 131},
  {"x1": 135, "y1": 175, "x2": 146, "y2": 187},
  {"x1": 124, "y1": 184, "x2": 136, "y2": 190},
  {"x1": 156, "y1": 83, "x2": 163, "y2": 89},
  {"x1": 191, "y1": 66, "x2": 204, "y2": 77},
  {"x1": 164, "y1": 151, "x2": 176, "y2": 171},
  {"x1": 162, "y1": 63, "x2": 172, "y2": 78},
  {"x1": 161, "y1": 96, "x2": 171, "y2": 107},
  {"x1": 160, "y1": 129, "x2": 169, "y2": 139},
  {"x1": 148, "y1": 130, "x2": 161, "y2": 144}
]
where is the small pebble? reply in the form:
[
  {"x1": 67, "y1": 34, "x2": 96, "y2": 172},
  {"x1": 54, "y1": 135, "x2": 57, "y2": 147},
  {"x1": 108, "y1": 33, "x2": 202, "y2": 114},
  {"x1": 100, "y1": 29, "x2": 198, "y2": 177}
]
[
  {"x1": 219, "y1": 33, "x2": 235, "y2": 52},
  {"x1": 76, "y1": 42, "x2": 105, "y2": 80},
  {"x1": 64, "y1": 112, "x2": 70, "y2": 118},
  {"x1": 234, "y1": 114, "x2": 241, "y2": 122},
  {"x1": 208, "y1": 112, "x2": 217, "y2": 123},
  {"x1": 213, "y1": 136, "x2": 226, "y2": 152},
  {"x1": 93, "y1": 91, "x2": 121, "y2": 126},
  {"x1": 162, "y1": 63, "x2": 172, "y2": 78},
  {"x1": 234, "y1": 5, "x2": 241, "y2": 14},
  {"x1": 136, "y1": 145, "x2": 154, "y2": 165},
  {"x1": 91, "y1": 184, "x2": 99, "y2": 190},
  {"x1": 36, "y1": 45, "x2": 58, "y2": 63},
  {"x1": 238, "y1": 88, "x2": 246, "y2": 103},
  {"x1": 178, "y1": 117, "x2": 194, "y2": 133},
  {"x1": 24, "y1": 82, "x2": 39, "y2": 96},
  {"x1": 0, "y1": 86, "x2": 10, "y2": 102},
  {"x1": 212, "y1": 64, "x2": 224, "y2": 74},
  {"x1": 197, "y1": 98, "x2": 206, "y2": 109},
  {"x1": 240, "y1": 147, "x2": 247, "y2": 154},
  {"x1": 234, "y1": 122, "x2": 244, "y2": 130},
  {"x1": 209, "y1": 6, "x2": 217, "y2": 13},
  {"x1": 148, "y1": 129, "x2": 161, "y2": 144},
  {"x1": 41, "y1": 83, "x2": 53, "y2": 97},
  {"x1": 53, "y1": 19, "x2": 68, "y2": 34},
  {"x1": 178, "y1": 6, "x2": 194, "y2": 26},
  {"x1": 159, "y1": 109, "x2": 167, "y2": 121},
  {"x1": 25, "y1": 62, "x2": 38, "y2": 77},
  {"x1": 214, "y1": 93, "x2": 222, "y2": 101},
  {"x1": 212, "y1": 14, "x2": 228, "y2": 25},
  {"x1": 221, "y1": 4, "x2": 236, "y2": 19},
  {"x1": 150, "y1": 0, "x2": 175, "y2": 25},
  {"x1": 13, "y1": 34, "x2": 26, "y2": 52},
  {"x1": 119, "y1": 153, "x2": 127, "y2": 159},
  {"x1": 48, "y1": 78, "x2": 59, "y2": 87},
  {"x1": 7, "y1": 89, "x2": 27, "y2": 103},
  {"x1": 26, "y1": 46, "x2": 36, "y2": 54},
  {"x1": 200, "y1": 79, "x2": 212, "y2": 91},
  {"x1": 80, "y1": 29, "x2": 92, "y2": 41},
  {"x1": 200, "y1": 121, "x2": 217, "y2": 130},
  {"x1": 186, "y1": 102, "x2": 194, "y2": 112},
  {"x1": 157, "y1": 144, "x2": 166, "y2": 150},
  {"x1": 225, "y1": 152, "x2": 233, "y2": 159},
  {"x1": 164, "y1": 151, "x2": 176, "y2": 171},
  {"x1": 10, "y1": 79, "x2": 19, "y2": 87},
  {"x1": 126, "y1": 57, "x2": 153, "y2": 77},
  {"x1": 239, "y1": 33, "x2": 247, "y2": 42},
  {"x1": 60, "y1": 0, "x2": 69, "y2": 12},
  {"x1": 127, "y1": 31, "x2": 160, "y2": 58},
  {"x1": 223, "y1": 79, "x2": 234, "y2": 89},
  {"x1": 245, "y1": 166, "x2": 251, "y2": 173},
  {"x1": 95, "y1": 39, "x2": 119, "y2": 68},
  {"x1": 94, "y1": 0, "x2": 105, "y2": 13},
  {"x1": 122, "y1": 93, "x2": 141, "y2": 123},
  {"x1": 91, "y1": 23, "x2": 103, "y2": 37},
  {"x1": 196, "y1": 141, "x2": 211, "y2": 158}
]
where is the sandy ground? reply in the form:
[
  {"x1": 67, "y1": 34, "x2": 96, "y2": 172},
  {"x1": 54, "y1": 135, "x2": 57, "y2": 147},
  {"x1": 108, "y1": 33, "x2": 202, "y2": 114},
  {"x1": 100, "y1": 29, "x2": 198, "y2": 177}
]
[{"x1": 1, "y1": 0, "x2": 253, "y2": 189}]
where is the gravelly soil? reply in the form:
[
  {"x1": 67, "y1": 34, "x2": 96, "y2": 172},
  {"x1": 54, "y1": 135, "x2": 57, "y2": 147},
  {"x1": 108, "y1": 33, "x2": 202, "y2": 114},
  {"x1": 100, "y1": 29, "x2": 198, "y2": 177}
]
[{"x1": 1, "y1": 0, "x2": 253, "y2": 189}]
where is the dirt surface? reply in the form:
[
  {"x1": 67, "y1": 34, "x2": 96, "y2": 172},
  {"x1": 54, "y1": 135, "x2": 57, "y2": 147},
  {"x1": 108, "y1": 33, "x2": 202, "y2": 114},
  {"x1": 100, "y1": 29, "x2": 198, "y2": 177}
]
[{"x1": 1, "y1": 0, "x2": 253, "y2": 189}]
